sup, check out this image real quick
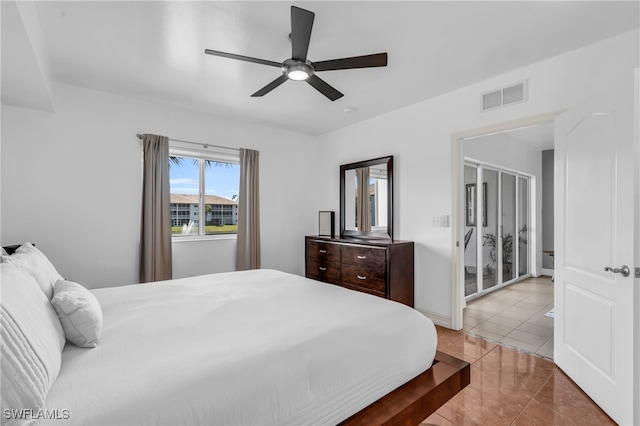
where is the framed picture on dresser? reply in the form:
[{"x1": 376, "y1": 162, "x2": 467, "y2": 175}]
[{"x1": 318, "y1": 211, "x2": 335, "y2": 238}]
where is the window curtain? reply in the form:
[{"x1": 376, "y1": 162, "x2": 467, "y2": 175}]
[
  {"x1": 139, "y1": 133, "x2": 172, "y2": 283},
  {"x1": 356, "y1": 167, "x2": 371, "y2": 231},
  {"x1": 236, "y1": 148, "x2": 261, "y2": 270}
]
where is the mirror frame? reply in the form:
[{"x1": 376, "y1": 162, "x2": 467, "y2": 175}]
[{"x1": 340, "y1": 155, "x2": 393, "y2": 240}]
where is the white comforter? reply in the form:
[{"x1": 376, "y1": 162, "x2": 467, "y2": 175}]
[{"x1": 41, "y1": 269, "x2": 437, "y2": 425}]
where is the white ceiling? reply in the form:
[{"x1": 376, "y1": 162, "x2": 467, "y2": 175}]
[
  {"x1": 3, "y1": 1, "x2": 639, "y2": 135},
  {"x1": 506, "y1": 122, "x2": 555, "y2": 151}
]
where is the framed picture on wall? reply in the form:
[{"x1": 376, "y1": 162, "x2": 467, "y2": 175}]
[{"x1": 465, "y1": 183, "x2": 487, "y2": 227}]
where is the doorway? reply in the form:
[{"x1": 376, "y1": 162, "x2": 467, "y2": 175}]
[
  {"x1": 455, "y1": 119, "x2": 556, "y2": 357},
  {"x1": 451, "y1": 111, "x2": 562, "y2": 333}
]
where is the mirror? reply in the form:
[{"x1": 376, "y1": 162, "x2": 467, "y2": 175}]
[{"x1": 340, "y1": 156, "x2": 393, "y2": 240}]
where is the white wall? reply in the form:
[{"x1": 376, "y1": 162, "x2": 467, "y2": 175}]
[
  {"x1": 463, "y1": 132, "x2": 544, "y2": 277},
  {"x1": 317, "y1": 29, "x2": 639, "y2": 325},
  {"x1": 1, "y1": 83, "x2": 321, "y2": 288},
  {"x1": 2, "y1": 29, "x2": 637, "y2": 322}
]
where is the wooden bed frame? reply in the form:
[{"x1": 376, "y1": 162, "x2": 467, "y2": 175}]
[{"x1": 340, "y1": 351, "x2": 470, "y2": 425}]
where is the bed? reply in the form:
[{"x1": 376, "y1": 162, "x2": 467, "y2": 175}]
[{"x1": 1, "y1": 244, "x2": 469, "y2": 425}]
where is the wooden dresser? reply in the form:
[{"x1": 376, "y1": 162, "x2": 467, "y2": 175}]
[{"x1": 305, "y1": 236, "x2": 414, "y2": 307}]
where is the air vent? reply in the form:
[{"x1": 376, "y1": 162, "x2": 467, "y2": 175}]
[{"x1": 481, "y1": 80, "x2": 528, "y2": 112}]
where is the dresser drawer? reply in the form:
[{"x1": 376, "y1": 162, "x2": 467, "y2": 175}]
[
  {"x1": 306, "y1": 257, "x2": 341, "y2": 284},
  {"x1": 341, "y1": 282, "x2": 385, "y2": 298},
  {"x1": 341, "y1": 264, "x2": 386, "y2": 293},
  {"x1": 341, "y1": 245, "x2": 386, "y2": 268},
  {"x1": 306, "y1": 239, "x2": 341, "y2": 263}
]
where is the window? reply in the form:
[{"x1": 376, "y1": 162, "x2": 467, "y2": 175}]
[{"x1": 169, "y1": 143, "x2": 239, "y2": 238}]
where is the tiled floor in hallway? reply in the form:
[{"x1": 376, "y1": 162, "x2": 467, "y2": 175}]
[
  {"x1": 421, "y1": 327, "x2": 614, "y2": 425},
  {"x1": 462, "y1": 276, "x2": 554, "y2": 359}
]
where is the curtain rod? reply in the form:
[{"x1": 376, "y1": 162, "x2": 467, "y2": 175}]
[{"x1": 136, "y1": 134, "x2": 239, "y2": 152}]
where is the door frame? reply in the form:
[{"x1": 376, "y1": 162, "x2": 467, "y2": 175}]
[
  {"x1": 450, "y1": 110, "x2": 564, "y2": 330},
  {"x1": 634, "y1": 68, "x2": 639, "y2": 426}
]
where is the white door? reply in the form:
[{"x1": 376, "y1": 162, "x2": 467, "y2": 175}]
[{"x1": 554, "y1": 77, "x2": 636, "y2": 424}]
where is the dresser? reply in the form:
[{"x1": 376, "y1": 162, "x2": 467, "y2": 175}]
[{"x1": 305, "y1": 236, "x2": 414, "y2": 307}]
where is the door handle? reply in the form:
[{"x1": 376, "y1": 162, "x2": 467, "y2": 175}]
[{"x1": 604, "y1": 265, "x2": 630, "y2": 277}]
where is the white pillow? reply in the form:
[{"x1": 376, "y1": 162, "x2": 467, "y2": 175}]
[
  {"x1": 1, "y1": 243, "x2": 62, "y2": 300},
  {"x1": 0, "y1": 263, "x2": 65, "y2": 415},
  {"x1": 51, "y1": 279, "x2": 103, "y2": 348},
  {"x1": 0, "y1": 246, "x2": 7, "y2": 256}
]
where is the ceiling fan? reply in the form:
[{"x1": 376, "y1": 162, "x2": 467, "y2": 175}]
[{"x1": 204, "y1": 6, "x2": 388, "y2": 101}]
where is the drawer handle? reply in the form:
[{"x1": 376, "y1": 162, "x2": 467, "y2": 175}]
[
  {"x1": 319, "y1": 249, "x2": 327, "y2": 254},
  {"x1": 357, "y1": 255, "x2": 367, "y2": 259},
  {"x1": 357, "y1": 275, "x2": 367, "y2": 280},
  {"x1": 319, "y1": 267, "x2": 327, "y2": 271}
]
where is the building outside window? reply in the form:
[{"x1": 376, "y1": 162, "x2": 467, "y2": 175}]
[{"x1": 168, "y1": 143, "x2": 239, "y2": 238}]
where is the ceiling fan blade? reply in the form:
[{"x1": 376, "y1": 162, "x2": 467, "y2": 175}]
[
  {"x1": 251, "y1": 74, "x2": 289, "y2": 97},
  {"x1": 313, "y1": 53, "x2": 388, "y2": 72},
  {"x1": 290, "y1": 6, "x2": 314, "y2": 61},
  {"x1": 306, "y1": 75, "x2": 343, "y2": 101},
  {"x1": 204, "y1": 49, "x2": 281, "y2": 68}
]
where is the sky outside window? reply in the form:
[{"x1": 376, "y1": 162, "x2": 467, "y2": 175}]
[{"x1": 170, "y1": 157, "x2": 239, "y2": 200}]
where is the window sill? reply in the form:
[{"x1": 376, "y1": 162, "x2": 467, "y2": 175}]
[{"x1": 172, "y1": 234, "x2": 237, "y2": 243}]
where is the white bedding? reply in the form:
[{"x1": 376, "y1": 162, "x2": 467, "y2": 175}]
[{"x1": 41, "y1": 269, "x2": 437, "y2": 425}]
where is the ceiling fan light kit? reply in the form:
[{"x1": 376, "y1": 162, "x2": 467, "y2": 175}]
[
  {"x1": 284, "y1": 59, "x2": 313, "y2": 81},
  {"x1": 204, "y1": 6, "x2": 388, "y2": 101}
]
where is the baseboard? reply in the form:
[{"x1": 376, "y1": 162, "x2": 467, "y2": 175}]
[
  {"x1": 416, "y1": 308, "x2": 451, "y2": 328},
  {"x1": 541, "y1": 268, "x2": 554, "y2": 277}
]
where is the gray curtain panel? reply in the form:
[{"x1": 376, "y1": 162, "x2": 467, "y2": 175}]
[
  {"x1": 236, "y1": 148, "x2": 261, "y2": 270},
  {"x1": 356, "y1": 167, "x2": 371, "y2": 231},
  {"x1": 140, "y1": 134, "x2": 173, "y2": 283}
]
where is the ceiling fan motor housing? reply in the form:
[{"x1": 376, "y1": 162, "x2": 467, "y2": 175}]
[{"x1": 283, "y1": 59, "x2": 315, "y2": 81}]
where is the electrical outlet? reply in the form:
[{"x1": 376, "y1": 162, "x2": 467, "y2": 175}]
[{"x1": 432, "y1": 216, "x2": 441, "y2": 227}]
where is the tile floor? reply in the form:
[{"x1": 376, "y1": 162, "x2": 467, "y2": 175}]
[
  {"x1": 463, "y1": 276, "x2": 554, "y2": 359},
  {"x1": 421, "y1": 326, "x2": 615, "y2": 425}
]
